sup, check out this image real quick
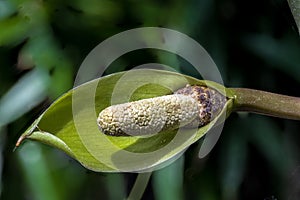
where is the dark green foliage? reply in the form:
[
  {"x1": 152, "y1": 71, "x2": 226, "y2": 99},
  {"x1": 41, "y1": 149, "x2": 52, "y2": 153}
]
[{"x1": 0, "y1": 0, "x2": 299, "y2": 199}]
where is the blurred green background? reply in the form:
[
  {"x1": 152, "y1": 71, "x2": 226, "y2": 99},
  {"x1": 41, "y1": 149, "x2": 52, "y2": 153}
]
[{"x1": 0, "y1": 0, "x2": 300, "y2": 199}]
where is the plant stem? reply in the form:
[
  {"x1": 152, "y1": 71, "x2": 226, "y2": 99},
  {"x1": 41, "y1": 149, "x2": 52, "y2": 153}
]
[
  {"x1": 230, "y1": 88, "x2": 300, "y2": 120},
  {"x1": 287, "y1": 0, "x2": 300, "y2": 34}
]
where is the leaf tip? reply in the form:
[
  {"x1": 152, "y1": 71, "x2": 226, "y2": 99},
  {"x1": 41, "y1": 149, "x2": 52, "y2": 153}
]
[{"x1": 15, "y1": 134, "x2": 27, "y2": 149}]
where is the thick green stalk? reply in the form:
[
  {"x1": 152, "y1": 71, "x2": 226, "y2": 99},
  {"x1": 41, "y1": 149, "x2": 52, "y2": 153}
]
[{"x1": 230, "y1": 88, "x2": 300, "y2": 120}]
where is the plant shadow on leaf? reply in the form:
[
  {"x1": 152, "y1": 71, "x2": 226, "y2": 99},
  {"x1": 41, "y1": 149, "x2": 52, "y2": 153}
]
[{"x1": 17, "y1": 69, "x2": 233, "y2": 172}]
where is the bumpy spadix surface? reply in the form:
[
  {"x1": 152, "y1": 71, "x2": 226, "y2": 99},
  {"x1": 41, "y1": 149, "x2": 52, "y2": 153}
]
[{"x1": 97, "y1": 85, "x2": 226, "y2": 136}]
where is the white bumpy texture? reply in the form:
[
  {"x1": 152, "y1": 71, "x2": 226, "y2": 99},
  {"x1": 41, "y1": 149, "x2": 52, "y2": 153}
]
[
  {"x1": 97, "y1": 94, "x2": 199, "y2": 136},
  {"x1": 97, "y1": 85, "x2": 226, "y2": 136}
]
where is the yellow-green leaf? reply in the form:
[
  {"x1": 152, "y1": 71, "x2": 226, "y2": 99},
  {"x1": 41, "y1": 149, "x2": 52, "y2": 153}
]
[{"x1": 16, "y1": 69, "x2": 234, "y2": 172}]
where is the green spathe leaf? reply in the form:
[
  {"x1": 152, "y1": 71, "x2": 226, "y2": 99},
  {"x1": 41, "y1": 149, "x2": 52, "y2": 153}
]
[{"x1": 16, "y1": 69, "x2": 234, "y2": 172}]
